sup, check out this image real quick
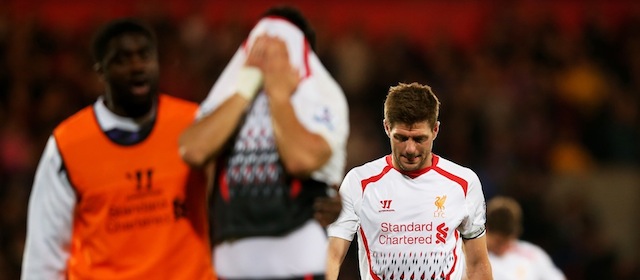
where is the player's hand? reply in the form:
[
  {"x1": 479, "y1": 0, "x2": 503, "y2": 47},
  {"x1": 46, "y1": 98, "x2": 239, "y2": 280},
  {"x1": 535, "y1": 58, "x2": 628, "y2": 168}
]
[
  {"x1": 246, "y1": 35, "x2": 269, "y2": 68},
  {"x1": 314, "y1": 185, "x2": 342, "y2": 227},
  {"x1": 260, "y1": 36, "x2": 300, "y2": 103},
  {"x1": 235, "y1": 35, "x2": 269, "y2": 101}
]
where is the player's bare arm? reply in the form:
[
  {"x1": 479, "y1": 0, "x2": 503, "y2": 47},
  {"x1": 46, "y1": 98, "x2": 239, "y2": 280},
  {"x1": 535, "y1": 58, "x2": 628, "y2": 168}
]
[
  {"x1": 179, "y1": 37, "x2": 271, "y2": 168},
  {"x1": 326, "y1": 237, "x2": 352, "y2": 280},
  {"x1": 463, "y1": 235, "x2": 493, "y2": 280},
  {"x1": 261, "y1": 36, "x2": 331, "y2": 177}
]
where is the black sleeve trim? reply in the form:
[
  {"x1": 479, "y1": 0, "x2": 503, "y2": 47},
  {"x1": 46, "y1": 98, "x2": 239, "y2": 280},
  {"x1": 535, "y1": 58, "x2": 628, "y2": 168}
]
[{"x1": 461, "y1": 227, "x2": 486, "y2": 240}]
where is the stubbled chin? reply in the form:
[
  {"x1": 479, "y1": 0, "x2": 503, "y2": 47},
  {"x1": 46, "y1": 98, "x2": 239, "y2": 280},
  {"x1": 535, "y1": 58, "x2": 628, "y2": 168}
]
[
  {"x1": 403, "y1": 156, "x2": 420, "y2": 165},
  {"x1": 401, "y1": 156, "x2": 428, "y2": 170},
  {"x1": 400, "y1": 161, "x2": 420, "y2": 171}
]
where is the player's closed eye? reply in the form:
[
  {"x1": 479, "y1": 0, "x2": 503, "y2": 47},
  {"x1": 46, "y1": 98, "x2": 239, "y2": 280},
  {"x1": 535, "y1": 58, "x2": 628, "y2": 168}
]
[
  {"x1": 413, "y1": 136, "x2": 427, "y2": 143},
  {"x1": 394, "y1": 135, "x2": 427, "y2": 143},
  {"x1": 394, "y1": 135, "x2": 409, "y2": 142}
]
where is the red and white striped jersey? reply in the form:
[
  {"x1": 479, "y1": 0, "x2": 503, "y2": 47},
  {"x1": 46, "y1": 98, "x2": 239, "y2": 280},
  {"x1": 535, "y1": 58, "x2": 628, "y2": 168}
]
[{"x1": 328, "y1": 154, "x2": 487, "y2": 280}]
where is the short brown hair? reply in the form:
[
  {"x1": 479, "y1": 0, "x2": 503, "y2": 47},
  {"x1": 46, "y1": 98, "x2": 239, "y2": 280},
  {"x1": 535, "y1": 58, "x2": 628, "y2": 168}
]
[
  {"x1": 384, "y1": 82, "x2": 440, "y2": 129},
  {"x1": 486, "y1": 196, "x2": 523, "y2": 237}
]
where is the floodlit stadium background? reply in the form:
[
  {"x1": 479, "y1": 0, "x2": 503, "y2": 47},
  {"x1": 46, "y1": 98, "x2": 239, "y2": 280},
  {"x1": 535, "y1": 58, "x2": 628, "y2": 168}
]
[{"x1": 1, "y1": 0, "x2": 639, "y2": 279}]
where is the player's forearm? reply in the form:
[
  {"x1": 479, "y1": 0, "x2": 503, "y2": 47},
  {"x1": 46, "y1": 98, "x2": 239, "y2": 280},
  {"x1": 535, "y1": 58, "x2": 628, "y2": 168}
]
[
  {"x1": 326, "y1": 237, "x2": 351, "y2": 280},
  {"x1": 268, "y1": 97, "x2": 331, "y2": 176},
  {"x1": 463, "y1": 235, "x2": 493, "y2": 280},
  {"x1": 466, "y1": 262, "x2": 493, "y2": 280},
  {"x1": 180, "y1": 95, "x2": 250, "y2": 167},
  {"x1": 326, "y1": 260, "x2": 342, "y2": 280},
  {"x1": 464, "y1": 253, "x2": 493, "y2": 279}
]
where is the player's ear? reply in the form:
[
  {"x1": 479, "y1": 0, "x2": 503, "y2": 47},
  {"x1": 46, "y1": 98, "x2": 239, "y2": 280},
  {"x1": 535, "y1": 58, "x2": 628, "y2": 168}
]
[
  {"x1": 383, "y1": 119, "x2": 390, "y2": 137},
  {"x1": 433, "y1": 121, "x2": 440, "y2": 140},
  {"x1": 94, "y1": 63, "x2": 106, "y2": 83}
]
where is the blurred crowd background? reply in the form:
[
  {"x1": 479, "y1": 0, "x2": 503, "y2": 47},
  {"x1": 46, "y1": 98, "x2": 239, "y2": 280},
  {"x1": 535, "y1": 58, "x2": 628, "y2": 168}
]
[{"x1": 1, "y1": 0, "x2": 640, "y2": 279}]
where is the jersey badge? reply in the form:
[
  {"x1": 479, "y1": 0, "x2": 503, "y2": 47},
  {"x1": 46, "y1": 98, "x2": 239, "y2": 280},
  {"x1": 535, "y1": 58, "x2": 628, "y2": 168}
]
[{"x1": 434, "y1": 195, "x2": 446, "y2": 217}]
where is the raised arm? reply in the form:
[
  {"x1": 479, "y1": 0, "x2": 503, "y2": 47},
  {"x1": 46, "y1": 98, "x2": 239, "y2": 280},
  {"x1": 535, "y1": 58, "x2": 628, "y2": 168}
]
[
  {"x1": 260, "y1": 36, "x2": 331, "y2": 177},
  {"x1": 179, "y1": 37, "x2": 269, "y2": 168},
  {"x1": 179, "y1": 95, "x2": 251, "y2": 168}
]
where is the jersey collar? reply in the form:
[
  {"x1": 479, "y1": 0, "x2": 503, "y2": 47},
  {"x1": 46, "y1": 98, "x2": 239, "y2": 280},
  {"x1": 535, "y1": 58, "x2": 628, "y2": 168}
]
[
  {"x1": 94, "y1": 95, "x2": 156, "y2": 132},
  {"x1": 385, "y1": 154, "x2": 439, "y2": 179}
]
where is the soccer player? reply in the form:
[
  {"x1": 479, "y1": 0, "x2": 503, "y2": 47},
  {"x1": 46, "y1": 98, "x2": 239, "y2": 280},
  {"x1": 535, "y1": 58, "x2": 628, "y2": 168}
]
[
  {"x1": 486, "y1": 196, "x2": 566, "y2": 280},
  {"x1": 327, "y1": 82, "x2": 493, "y2": 280},
  {"x1": 179, "y1": 5, "x2": 349, "y2": 280},
  {"x1": 21, "y1": 19, "x2": 215, "y2": 279}
]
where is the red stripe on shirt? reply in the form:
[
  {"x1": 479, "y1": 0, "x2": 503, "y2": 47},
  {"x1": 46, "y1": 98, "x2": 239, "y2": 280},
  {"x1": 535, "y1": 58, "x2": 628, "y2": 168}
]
[
  {"x1": 444, "y1": 230, "x2": 461, "y2": 280},
  {"x1": 219, "y1": 168, "x2": 230, "y2": 202},
  {"x1": 303, "y1": 40, "x2": 311, "y2": 78},
  {"x1": 433, "y1": 165, "x2": 468, "y2": 196},
  {"x1": 290, "y1": 179, "x2": 301, "y2": 198},
  {"x1": 360, "y1": 164, "x2": 393, "y2": 193},
  {"x1": 359, "y1": 227, "x2": 383, "y2": 280}
]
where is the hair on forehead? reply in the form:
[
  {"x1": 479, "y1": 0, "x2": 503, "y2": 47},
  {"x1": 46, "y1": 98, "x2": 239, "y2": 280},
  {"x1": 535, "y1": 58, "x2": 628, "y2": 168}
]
[
  {"x1": 384, "y1": 82, "x2": 440, "y2": 128},
  {"x1": 91, "y1": 18, "x2": 157, "y2": 64}
]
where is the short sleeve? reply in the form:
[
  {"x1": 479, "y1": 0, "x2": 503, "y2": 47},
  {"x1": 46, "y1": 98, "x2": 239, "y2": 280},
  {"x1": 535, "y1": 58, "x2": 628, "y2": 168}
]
[
  {"x1": 327, "y1": 169, "x2": 360, "y2": 241},
  {"x1": 458, "y1": 170, "x2": 486, "y2": 239}
]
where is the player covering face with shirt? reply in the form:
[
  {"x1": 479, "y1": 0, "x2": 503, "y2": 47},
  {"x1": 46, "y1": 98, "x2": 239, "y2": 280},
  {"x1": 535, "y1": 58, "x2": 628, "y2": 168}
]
[{"x1": 178, "y1": 5, "x2": 348, "y2": 279}]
